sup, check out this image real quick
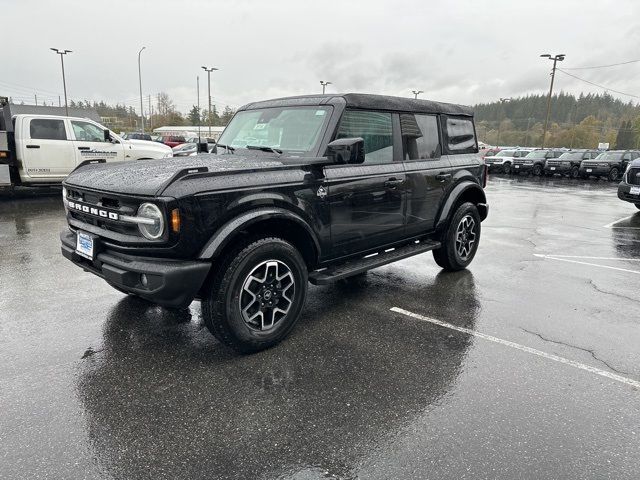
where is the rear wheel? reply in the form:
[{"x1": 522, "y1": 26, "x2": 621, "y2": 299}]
[
  {"x1": 202, "y1": 236, "x2": 308, "y2": 354},
  {"x1": 433, "y1": 202, "x2": 481, "y2": 271},
  {"x1": 608, "y1": 167, "x2": 620, "y2": 182}
]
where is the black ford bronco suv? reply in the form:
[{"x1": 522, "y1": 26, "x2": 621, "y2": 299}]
[
  {"x1": 579, "y1": 149, "x2": 640, "y2": 181},
  {"x1": 544, "y1": 149, "x2": 600, "y2": 178},
  {"x1": 512, "y1": 148, "x2": 567, "y2": 176},
  {"x1": 60, "y1": 94, "x2": 488, "y2": 353}
]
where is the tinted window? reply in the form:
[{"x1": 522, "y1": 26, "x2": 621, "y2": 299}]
[
  {"x1": 30, "y1": 119, "x2": 67, "y2": 140},
  {"x1": 445, "y1": 116, "x2": 476, "y2": 153},
  {"x1": 71, "y1": 121, "x2": 106, "y2": 142},
  {"x1": 400, "y1": 114, "x2": 440, "y2": 160},
  {"x1": 623, "y1": 153, "x2": 631, "y2": 161},
  {"x1": 336, "y1": 110, "x2": 393, "y2": 164}
]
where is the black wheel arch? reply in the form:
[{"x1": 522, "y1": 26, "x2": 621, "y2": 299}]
[
  {"x1": 435, "y1": 181, "x2": 487, "y2": 232},
  {"x1": 198, "y1": 207, "x2": 320, "y2": 268}
]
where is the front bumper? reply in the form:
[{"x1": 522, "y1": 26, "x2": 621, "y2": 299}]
[
  {"x1": 618, "y1": 183, "x2": 640, "y2": 204},
  {"x1": 512, "y1": 163, "x2": 534, "y2": 173},
  {"x1": 61, "y1": 229, "x2": 210, "y2": 308},
  {"x1": 544, "y1": 165, "x2": 572, "y2": 174},
  {"x1": 579, "y1": 166, "x2": 609, "y2": 176}
]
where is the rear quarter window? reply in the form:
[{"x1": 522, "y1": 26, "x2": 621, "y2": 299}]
[
  {"x1": 444, "y1": 116, "x2": 477, "y2": 154},
  {"x1": 30, "y1": 119, "x2": 67, "y2": 140}
]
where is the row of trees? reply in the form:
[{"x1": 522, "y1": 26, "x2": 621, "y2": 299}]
[
  {"x1": 10, "y1": 93, "x2": 237, "y2": 132},
  {"x1": 474, "y1": 92, "x2": 640, "y2": 149}
]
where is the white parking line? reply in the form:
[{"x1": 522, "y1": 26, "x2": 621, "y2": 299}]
[
  {"x1": 604, "y1": 215, "x2": 640, "y2": 229},
  {"x1": 536, "y1": 255, "x2": 640, "y2": 262},
  {"x1": 533, "y1": 254, "x2": 640, "y2": 275},
  {"x1": 390, "y1": 307, "x2": 640, "y2": 390}
]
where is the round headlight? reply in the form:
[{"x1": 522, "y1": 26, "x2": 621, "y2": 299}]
[{"x1": 137, "y1": 203, "x2": 164, "y2": 240}]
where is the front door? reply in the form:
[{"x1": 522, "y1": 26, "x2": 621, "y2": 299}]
[
  {"x1": 400, "y1": 113, "x2": 452, "y2": 236},
  {"x1": 20, "y1": 117, "x2": 76, "y2": 179},
  {"x1": 70, "y1": 120, "x2": 124, "y2": 166},
  {"x1": 324, "y1": 109, "x2": 406, "y2": 256}
]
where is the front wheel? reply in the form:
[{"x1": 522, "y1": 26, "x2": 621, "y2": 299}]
[
  {"x1": 533, "y1": 164, "x2": 543, "y2": 176},
  {"x1": 635, "y1": 204, "x2": 640, "y2": 210},
  {"x1": 608, "y1": 167, "x2": 620, "y2": 182},
  {"x1": 570, "y1": 166, "x2": 580, "y2": 179},
  {"x1": 202, "y1": 236, "x2": 308, "y2": 354},
  {"x1": 433, "y1": 202, "x2": 481, "y2": 272},
  {"x1": 502, "y1": 163, "x2": 511, "y2": 175}
]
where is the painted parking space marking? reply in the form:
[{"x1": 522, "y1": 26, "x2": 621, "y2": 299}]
[
  {"x1": 390, "y1": 307, "x2": 640, "y2": 390},
  {"x1": 604, "y1": 215, "x2": 640, "y2": 229},
  {"x1": 535, "y1": 255, "x2": 640, "y2": 262},
  {"x1": 533, "y1": 254, "x2": 640, "y2": 275}
]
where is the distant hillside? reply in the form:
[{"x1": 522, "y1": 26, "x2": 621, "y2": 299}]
[{"x1": 474, "y1": 92, "x2": 640, "y2": 149}]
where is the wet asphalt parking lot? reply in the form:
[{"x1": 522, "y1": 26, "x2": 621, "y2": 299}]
[{"x1": 1, "y1": 176, "x2": 640, "y2": 480}]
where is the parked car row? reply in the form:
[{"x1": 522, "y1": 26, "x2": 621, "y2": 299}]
[{"x1": 485, "y1": 147, "x2": 640, "y2": 182}]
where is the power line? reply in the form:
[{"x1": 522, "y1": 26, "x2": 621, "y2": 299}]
[
  {"x1": 556, "y1": 69, "x2": 639, "y2": 99},
  {"x1": 563, "y1": 59, "x2": 640, "y2": 70}
]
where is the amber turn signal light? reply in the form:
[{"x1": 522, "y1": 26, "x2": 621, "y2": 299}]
[
  {"x1": 170, "y1": 208, "x2": 181, "y2": 233},
  {"x1": 0, "y1": 151, "x2": 7, "y2": 158}
]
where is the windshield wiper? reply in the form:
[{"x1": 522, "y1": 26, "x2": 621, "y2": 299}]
[
  {"x1": 245, "y1": 145, "x2": 283, "y2": 155},
  {"x1": 215, "y1": 143, "x2": 235, "y2": 154}
]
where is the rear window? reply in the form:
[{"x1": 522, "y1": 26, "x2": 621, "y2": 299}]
[
  {"x1": 30, "y1": 119, "x2": 67, "y2": 140},
  {"x1": 444, "y1": 116, "x2": 476, "y2": 154}
]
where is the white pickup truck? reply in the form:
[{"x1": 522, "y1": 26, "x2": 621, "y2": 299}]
[{"x1": 0, "y1": 99, "x2": 173, "y2": 187}]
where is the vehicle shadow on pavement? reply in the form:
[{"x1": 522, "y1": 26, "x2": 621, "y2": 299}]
[{"x1": 75, "y1": 268, "x2": 479, "y2": 480}]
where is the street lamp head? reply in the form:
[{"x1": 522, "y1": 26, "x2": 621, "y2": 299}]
[
  {"x1": 540, "y1": 54, "x2": 551, "y2": 58},
  {"x1": 202, "y1": 66, "x2": 219, "y2": 72},
  {"x1": 51, "y1": 48, "x2": 72, "y2": 55}
]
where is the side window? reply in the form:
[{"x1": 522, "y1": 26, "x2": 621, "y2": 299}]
[
  {"x1": 71, "y1": 121, "x2": 106, "y2": 142},
  {"x1": 336, "y1": 110, "x2": 393, "y2": 164},
  {"x1": 633, "y1": 152, "x2": 640, "y2": 160},
  {"x1": 400, "y1": 114, "x2": 440, "y2": 160},
  {"x1": 30, "y1": 119, "x2": 67, "y2": 140},
  {"x1": 554, "y1": 151, "x2": 564, "y2": 158},
  {"x1": 444, "y1": 116, "x2": 476, "y2": 153},
  {"x1": 623, "y1": 152, "x2": 631, "y2": 161}
]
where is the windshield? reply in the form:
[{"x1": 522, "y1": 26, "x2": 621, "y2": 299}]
[
  {"x1": 217, "y1": 106, "x2": 332, "y2": 156},
  {"x1": 495, "y1": 150, "x2": 515, "y2": 157},
  {"x1": 559, "y1": 152, "x2": 586, "y2": 160},
  {"x1": 525, "y1": 150, "x2": 548, "y2": 159},
  {"x1": 596, "y1": 152, "x2": 623, "y2": 161}
]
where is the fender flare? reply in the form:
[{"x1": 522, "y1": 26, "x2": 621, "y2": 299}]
[
  {"x1": 198, "y1": 207, "x2": 321, "y2": 260},
  {"x1": 435, "y1": 181, "x2": 487, "y2": 231}
]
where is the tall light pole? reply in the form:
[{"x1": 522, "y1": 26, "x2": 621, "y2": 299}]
[
  {"x1": 412, "y1": 90, "x2": 424, "y2": 99},
  {"x1": 138, "y1": 46, "x2": 146, "y2": 133},
  {"x1": 50, "y1": 48, "x2": 72, "y2": 116},
  {"x1": 201, "y1": 66, "x2": 218, "y2": 137},
  {"x1": 320, "y1": 81, "x2": 332, "y2": 94},
  {"x1": 540, "y1": 53, "x2": 565, "y2": 148}
]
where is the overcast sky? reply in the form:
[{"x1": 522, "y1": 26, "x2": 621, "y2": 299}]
[{"x1": 2, "y1": 0, "x2": 639, "y2": 114}]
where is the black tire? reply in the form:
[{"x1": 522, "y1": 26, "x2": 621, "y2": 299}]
[
  {"x1": 433, "y1": 202, "x2": 481, "y2": 272},
  {"x1": 570, "y1": 166, "x2": 580, "y2": 179},
  {"x1": 608, "y1": 167, "x2": 620, "y2": 182},
  {"x1": 533, "y1": 164, "x2": 543, "y2": 176},
  {"x1": 502, "y1": 163, "x2": 511, "y2": 175},
  {"x1": 635, "y1": 204, "x2": 640, "y2": 210},
  {"x1": 202, "y1": 236, "x2": 308, "y2": 354}
]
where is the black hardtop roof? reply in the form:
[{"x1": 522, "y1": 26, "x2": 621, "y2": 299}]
[{"x1": 241, "y1": 93, "x2": 473, "y2": 117}]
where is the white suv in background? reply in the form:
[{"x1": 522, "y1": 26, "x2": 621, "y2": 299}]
[{"x1": 485, "y1": 148, "x2": 535, "y2": 174}]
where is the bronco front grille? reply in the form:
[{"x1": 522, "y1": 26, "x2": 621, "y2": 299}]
[{"x1": 627, "y1": 168, "x2": 640, "y2": 186}]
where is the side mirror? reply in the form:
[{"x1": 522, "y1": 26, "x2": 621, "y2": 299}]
[
  {"x1": 103, "y1": 129, "x2": 111, "y2": 142},
  {"x1": 325, "y1": 137, "x2": 365, "y2": 164}
]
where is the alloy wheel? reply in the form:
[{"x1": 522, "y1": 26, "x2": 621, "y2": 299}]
[{"x1": 455, "y1": 214, "x2": 477, "y2": 261}]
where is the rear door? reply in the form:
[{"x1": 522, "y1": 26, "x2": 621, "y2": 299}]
[
  {"x1": 324, "y1": 109, "x2": 406, "y2": 256},
  {"x1": 70, "y1": 119, "x2": 125, "y2": 166},
  {"x1": 20, "y1": 117, "x2": 75, "y2": 179},
  {"x1": 401, "y1": 113, "x2": 452, "y2": 236}
]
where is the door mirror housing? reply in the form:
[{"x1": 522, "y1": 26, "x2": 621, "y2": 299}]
[
  {"x1": 325, "y1": 137, "x2": 365, "y2": 164},
  {"x1": 103, "y1": 129, "x2": 111, "y2": 142}
]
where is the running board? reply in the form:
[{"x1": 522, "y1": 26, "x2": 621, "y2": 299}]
[{"x1": 309, "y1": 239, "x2": 441, "y2": 285}]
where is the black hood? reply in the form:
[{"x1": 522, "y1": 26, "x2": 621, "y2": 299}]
[{"x1": 64, "y1": 153, "x2": 290, "y2": 196}]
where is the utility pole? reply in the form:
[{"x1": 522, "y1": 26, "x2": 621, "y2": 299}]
[
  {"x1": 50, "y1": 48, "x2": 72, "y2": 116},
  {"x1": 412, "y1": 90, "x2": 423, "y2": 99},
  {"x1": 540, "y1": 53, "x2": 566, "y2": 148},
  {"x1": 34, "y1": 94, "x2": 37, "y2": 106},
  {"x1": 148, "y1": 95, "x2": 152, "y2": 130},
  {"x1": 197, "y1": 75, "x2": 201, "y2": 144},
  {"x1": 320, "y1": 80, "x2": 332, "y2": 94},
  {"x1": 138, "y1": 46, "x2": 146, "y2": 133},
  {"x1": 201, "y1": 66, "x2": 219, "y2": 137}
]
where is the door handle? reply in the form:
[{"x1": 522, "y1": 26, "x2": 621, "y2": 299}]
[
  {"x1": 26, "y1": 145, "x2": 40, "y2": 149},
  {"x1": 77, "y1": 147, "x2": 90, "y2": 151},
  {"x1": 435, "y1": 173, "x2": 452, "y2": 182},
  {"x1": 384, "y1": 177, "x2": 404, "y2": 188}
]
